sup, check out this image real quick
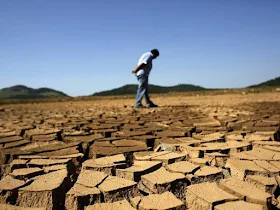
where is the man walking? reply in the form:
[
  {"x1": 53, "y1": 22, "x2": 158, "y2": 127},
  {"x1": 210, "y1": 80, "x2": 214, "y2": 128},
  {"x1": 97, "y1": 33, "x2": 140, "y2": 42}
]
[{"x1": 132, "y1": 49, "x2": 160, "y2": 108}]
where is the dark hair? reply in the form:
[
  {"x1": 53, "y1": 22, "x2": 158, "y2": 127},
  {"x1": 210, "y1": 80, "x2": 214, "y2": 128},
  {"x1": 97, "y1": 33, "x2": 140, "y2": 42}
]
[{"x1": 151, "y1": 49, "x2": 159, "y2": 57}]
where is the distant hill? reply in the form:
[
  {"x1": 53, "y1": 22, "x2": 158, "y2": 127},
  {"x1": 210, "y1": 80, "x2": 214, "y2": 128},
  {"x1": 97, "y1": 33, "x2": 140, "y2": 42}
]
[
  {"x1": 92, "y1": 84, "x2": 206, "y2": 96},
  {"x1": 248, "y1": 76, "x2": 280, "y2": 88},
  {"x1": 0, "y1": 85, "x2": 69, "y2": 99}
]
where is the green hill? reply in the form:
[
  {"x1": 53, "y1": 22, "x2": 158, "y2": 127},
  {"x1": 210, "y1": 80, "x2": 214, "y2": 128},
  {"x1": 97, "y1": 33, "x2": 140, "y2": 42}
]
[
  {"x1": 92, "y1": 84, "x2": 206, "y2": 96},
  {"x1": 0, "y1": 85, "x2": 69, "y2": 99},
  {"x1": 248, "y1": 76, "x2": 280, "y2": 88}
]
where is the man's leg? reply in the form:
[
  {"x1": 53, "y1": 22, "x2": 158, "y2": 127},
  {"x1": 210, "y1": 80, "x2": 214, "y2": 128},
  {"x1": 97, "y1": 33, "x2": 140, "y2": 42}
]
[
  {"x1": 144, "y1": 76, "x2": 152, "y2": 105},
  {"x1": 135, "y1": 75, "x2": 147, "y2": 107},
  {"x1": 144, "y1": 76, "x2": 158, "y2": 107}
]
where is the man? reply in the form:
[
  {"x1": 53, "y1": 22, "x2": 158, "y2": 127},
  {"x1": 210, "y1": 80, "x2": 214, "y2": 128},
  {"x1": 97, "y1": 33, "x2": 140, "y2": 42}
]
[{"x1": 132, "y1": 49, "x2": 160, "y2": 108}]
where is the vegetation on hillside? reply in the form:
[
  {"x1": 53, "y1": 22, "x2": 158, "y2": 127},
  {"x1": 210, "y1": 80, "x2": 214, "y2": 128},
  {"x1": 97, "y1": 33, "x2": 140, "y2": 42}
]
[
  {"x1": 1, "y1": 75, "x2": 279, "y2": 102},
  {"x1": 248, "y1": 76, "x2": 280, "y2": 88},
  {"x1": 0, "y1": 85, "x2": 69, "y2": 99},
  {"x1": 92, "y1": 84, "x2": 206, "y2": 96}
]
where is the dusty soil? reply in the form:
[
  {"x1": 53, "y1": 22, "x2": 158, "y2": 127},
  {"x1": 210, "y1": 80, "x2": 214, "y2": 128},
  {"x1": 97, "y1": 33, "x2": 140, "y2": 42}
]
[{"x1": 0, "y1": 92, "x2": 280, "y2": 210}]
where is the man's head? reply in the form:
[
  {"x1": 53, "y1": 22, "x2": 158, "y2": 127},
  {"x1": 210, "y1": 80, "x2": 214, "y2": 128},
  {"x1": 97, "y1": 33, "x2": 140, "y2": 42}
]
[{"x1": 151, "y1": 49, "x2": 159, "y2": 59}]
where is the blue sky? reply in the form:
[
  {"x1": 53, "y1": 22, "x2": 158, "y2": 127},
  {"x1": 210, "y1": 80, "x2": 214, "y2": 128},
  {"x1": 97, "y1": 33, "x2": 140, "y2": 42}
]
[{"x1": 0, "y1": 0, "x2": 279, "y2": 96}]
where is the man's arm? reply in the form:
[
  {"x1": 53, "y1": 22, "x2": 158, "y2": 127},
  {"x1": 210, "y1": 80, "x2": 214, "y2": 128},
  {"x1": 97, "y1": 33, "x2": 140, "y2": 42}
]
[
  {"x1": 132, "y1": 63, "x2": 145, "y2": 74},
  {"x1": 132, "y1": 54, "x2": 153, "y2": 74}
]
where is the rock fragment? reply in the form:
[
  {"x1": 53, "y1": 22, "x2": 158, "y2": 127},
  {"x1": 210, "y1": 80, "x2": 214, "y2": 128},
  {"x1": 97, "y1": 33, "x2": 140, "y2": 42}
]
[
  {"x1": 85, "y1": 200, "x2": 135, "y2": 210},
  {"x1": 11, "y1": 168, "x2": 44, "y2": 180},
  {"x1": 139, "y1": 167, "x2": 187, "y2": 201},
  {"x1": 214, "y1": 201, "x2": 263, "y2": 210},
  {"x1": 82, "y1": 154, "x2": 127, "y2": 175},
  {"x1": 131, "y1": 192, "x2": 184, "y2": 210},
  {"x1": 98, "y1": 176, "x2": 139, "y2": 202},
  {"x1": 116, "y1": 161, "x2": 162, "y2": 182},
  {"x1": 219, "y1": 177, "x2": 272, "y2": 209},
  {"x1": 17, "y1": 169, "x2": 70, "y2": 210},
  {"x1": 166, "y1": 161, "x2": 200, "y2": 175},
  {"x1": 187, "y1": 166, "x2": 223, "y2": 184},
  {"x1": 186, "y1": 182, "x2": 237, "y2": 210},
  {"x1": 0, "y1": 176, "x2": 27, "y2": 204}
]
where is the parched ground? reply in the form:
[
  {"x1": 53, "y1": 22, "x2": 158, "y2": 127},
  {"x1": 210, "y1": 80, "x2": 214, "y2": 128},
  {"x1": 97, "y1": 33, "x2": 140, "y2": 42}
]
[{"x1": 0, "y1": 92, "x2": 280, "y2": 210}]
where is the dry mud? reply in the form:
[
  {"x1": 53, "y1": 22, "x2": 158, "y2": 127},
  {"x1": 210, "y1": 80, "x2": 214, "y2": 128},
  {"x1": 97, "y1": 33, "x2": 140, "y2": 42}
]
[{"x1": 0, "y1": 92, "x2": 280, "y2": 210}]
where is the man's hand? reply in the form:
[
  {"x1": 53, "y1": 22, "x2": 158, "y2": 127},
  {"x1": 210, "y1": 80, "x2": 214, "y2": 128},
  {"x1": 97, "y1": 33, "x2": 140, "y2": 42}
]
[{"x1": 132, "y1": 63, "x2": 145, "y2": 74}]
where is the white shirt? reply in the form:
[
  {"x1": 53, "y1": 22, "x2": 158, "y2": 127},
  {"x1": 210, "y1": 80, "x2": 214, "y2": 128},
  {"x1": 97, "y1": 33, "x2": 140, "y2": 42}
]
[{"x1": 136, "y1": 52, "x2": 153, "y2": 76}]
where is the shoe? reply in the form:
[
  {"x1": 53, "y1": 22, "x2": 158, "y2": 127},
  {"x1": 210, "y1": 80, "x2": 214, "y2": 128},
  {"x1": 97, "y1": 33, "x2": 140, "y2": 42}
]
[
  {"x1": 147, "y1": 103, "x2": 158, "y2": 108},
  {"x1": 135, "y1": 104, "x2": 145, "y2": 108}
]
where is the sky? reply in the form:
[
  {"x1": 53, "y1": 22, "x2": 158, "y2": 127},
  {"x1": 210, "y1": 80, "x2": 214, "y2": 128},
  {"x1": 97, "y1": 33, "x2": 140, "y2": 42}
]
[{"x1": 0, "y1": 0, "x2": 279, "y2": 96}]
